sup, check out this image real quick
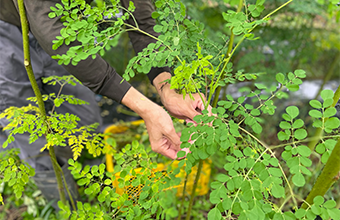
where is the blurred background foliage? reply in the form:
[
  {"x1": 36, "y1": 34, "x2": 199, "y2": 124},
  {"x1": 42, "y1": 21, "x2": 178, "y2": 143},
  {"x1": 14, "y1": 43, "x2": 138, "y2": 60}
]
[
  {"x1": 103, "y1": 0, "x2": 339, "y2": 86},
  {"x1": 99, "y1": 0, "x2": 339, "y2": 128}
]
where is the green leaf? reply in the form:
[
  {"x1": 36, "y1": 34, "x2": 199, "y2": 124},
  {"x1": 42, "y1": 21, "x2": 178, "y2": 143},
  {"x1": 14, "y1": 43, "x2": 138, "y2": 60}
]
[
  {"x1": 294, "y1": 69, "x2": 306, "y2": 78},
  {"x1": 207, "y1": 207, "x2": 222, "y2": 220},
  {"x1": 309, "y1": 110, "x2": 322, "y2": 118},
  {"x1": 297, "y1": 145, "x2": 311, "y2": 157},
  {"x1": 316, "y1": 143, "x2": 326, "y2": 154},
  {"x1": 295, "y1": 208, "x2": 306, "y2": 218},
  {"x1": 151, "y1": 11, "x2": 160, "y2": 19},
  {"x1": 271, "y1": 183, "x2": 284, "y2": 198},
  {"x1": 310, "y1": 100, "x2": 322, "y2": 108},
  {"x1": 250, "y1": 109, "x2": 261, "y2": 116},
  {"x1": 292, "y1": 172, "x2": 305, "y2": 187},
  {"x1": 251, "y1": 122, "x2": 262, "y2": 134},
  {"x1": 233, "y1": 150, "x2": 243, "y2": 158},
  {"x1": 294, "y1": 129, "x2": 307, "y2": 140},
  {"x1": 282, "y1": 113, "x2": 291, "y2": 121},
  {"x1": 323, "y1": 200, "x2": 336, "y2": 209},
  {"x1": 173, "y1": 37, "x2": 180, "y2": 46},
  {"x1": 313, "y1": 195, "x2": 324, "y2": 206},
  {"x1": 254, "y1": 83, "x2": 267, "y2": 89},
  {"x1": 198, "y1": 148, "x2": 209, "y2": 159},
  {"x1": 328, "y1": 208, "x2": 340, "y2": 220},
  {"x1": 325, "y1": 117, "x2": 340, "y2": 130},
  {"x1": 321, "y1": 151, "x2": 330, "y2": 163},
  {"x1": 104, "y1": 179, "x2": 112, "y2": 185},
  {"x1": 276, "y1": 73, "x2": 285, "y2": 84},
  {"x1": 273, "y1": 213, "x2": 284, "y2": 220},
  {"x1": 268, "y1": 167, "x2": 282, "y2": 177},
  {"x1": 278, "y1": 131, "x2": 289, "y2": 141},
  {"x1": 311, "y1": 204, "x2": 322, "y2": 215},
  {"x1": 286, "y1": 84, "x2": 299, "y2": 91},
  {"x1": 283, "y1": 211, "x2": 296, "y2": 220},
  {"x1": 139, "y1": 191, "x2": 149, "y2": 200},
  {"x1": 222, "y1": 197, "x2": 232, "y2": 211},
  {"x1": 153, "y1": 24, "x2": 163, "y2": 33},
  {"x1": 286, "y1": 106, "x2": 299, "y2": 119},
  {"x1": 48, "y1": 12, "x2": 56, "y2": 18},
  {"x1": 8, "y1": 178, "x2": 16, "y2": 186},
  {"x1": 216, "y1": 174, "x2": 230, "y2": 182},
  {"x1": 323, "y1": 98, "x2": 333, "y2": 108},
  {"x1": 279, "y1": 121, "x2": 291, "y2": 129},
  {"x1": 324, "y1": 139, "x2": 337, "y2": 150},
  {"x1": 324, "y1": 107, "x2": 336, "y2": 118},
  {"x1": 232, "y1": 202, "x2": 243, "y2": 214},
  {"x1": 177, "y1": 151, "x2": 186, "y2": 158},
  {"x1": 292, "y1": 119, "x2": 304, "y2": 128},
  {"x1": 320, "y1": 89, "x2": 334, "y2": 101}
]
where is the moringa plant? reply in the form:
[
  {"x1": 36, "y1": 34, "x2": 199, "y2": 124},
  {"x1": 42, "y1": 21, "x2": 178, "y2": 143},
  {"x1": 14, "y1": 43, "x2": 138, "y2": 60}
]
[{"x1": 1, "y1": 0, "x2": 340, "y2": 219}]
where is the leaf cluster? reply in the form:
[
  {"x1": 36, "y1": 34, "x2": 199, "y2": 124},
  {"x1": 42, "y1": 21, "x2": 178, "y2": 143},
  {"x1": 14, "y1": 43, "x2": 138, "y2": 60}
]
[{"x1": 0, "y1": 149, "x2": 35, "y2": 203}]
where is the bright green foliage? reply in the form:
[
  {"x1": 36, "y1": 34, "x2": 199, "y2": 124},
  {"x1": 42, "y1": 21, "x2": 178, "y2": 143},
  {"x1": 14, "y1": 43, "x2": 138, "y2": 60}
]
[
  {"x1": 2, "y1": 0, "x2": 339, "y2": 219},
  {"x1": 63, "y1": 140, "x2": 183, "y2": 219},
  {"x1": 0, "y1": 149, "x2": 35, "y2": 202},
  {"x1": 44, "y1": 0, "x2": 340, "y2": 219},
  {"x1": 278, "y1": 106, "x2": 313, "y2": 188},
  {"x1": 294, "y1": 196, "x2": 340, "y2": 220},
  {"x1": 275, "y1": 69, "x2": 307, "y2": 92},
  {"x1": 0, "y1": 75, "x2": 104, "y2": 161},
  {"x1": 49, "y1": 0, "x2": 135, "y2": 66},
  {"x1": 308, "y1": 89, "x2": 340, "y2": 163}
]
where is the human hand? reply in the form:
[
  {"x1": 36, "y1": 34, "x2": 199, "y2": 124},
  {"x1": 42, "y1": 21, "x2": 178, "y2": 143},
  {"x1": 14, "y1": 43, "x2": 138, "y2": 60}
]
[
  {"x1": 142, "y1": 105, "x2": 182, "y2": 159},
  {"x1": 121, "y1": 86, "x2": 182, "y2": 159},
  {"x1": 153, "y1": 72, "x2": 212, "y2": 122}
]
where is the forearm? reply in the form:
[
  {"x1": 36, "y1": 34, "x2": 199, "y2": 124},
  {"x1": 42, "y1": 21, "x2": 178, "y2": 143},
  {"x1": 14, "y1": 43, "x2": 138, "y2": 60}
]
[
  {"x1": 21, "y1": 0, "x2": 132, "y2": 103},
  {"x1": 121, "y1": 86, "x2": 161, "y2": 120}
]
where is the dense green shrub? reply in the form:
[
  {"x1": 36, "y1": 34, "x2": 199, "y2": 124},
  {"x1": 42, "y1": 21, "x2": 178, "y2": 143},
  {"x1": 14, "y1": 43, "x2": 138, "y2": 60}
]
[{"x1": 1, "y1": 0, "x2": 339, "y2": 219}]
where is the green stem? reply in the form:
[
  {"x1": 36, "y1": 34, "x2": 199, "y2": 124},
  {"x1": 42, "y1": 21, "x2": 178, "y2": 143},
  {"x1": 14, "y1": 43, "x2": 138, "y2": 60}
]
[
  {"x1": 185, "y1": 160, "x2": 203, "y2": 220},
  {"x1": 50, "y1": 154, "x2": 76, "y2": 210},
  {"x1": 308, "y1": 85, "x2": 340, "y2": 151},
  {"x1": 332, "y1": 84, "x2": 340, "y2": 107},
  {"x1": 177, "y1": 173, "x2": 189, "y2": 220},
  {"x1": 209, "y1": 0, "x2": 244, "y2": 106},
  {"x1": 184, "y1": 1, "x2": 295, "y2": 218},
  {"x1": 239, "y1": 127, "x2": 298, "y2": 208},
  {"x1": 17, "y1": 0, "x2": 46, "y2": 116},
  {"x1": 301, "y1": 138, "x2": 340, "y2": 209},
  {"x1": 49, "y1": 147, "x2": 68, "y2": 207},
  {"x1": 17, "y1": 0, "x2": 68, "y2": 208},
  {"x1": 212, "y1": 86, "x2": 222, "y2": 107},
  {"x1": 209, "y1": 0, "x2": 293, "y2": 106}
]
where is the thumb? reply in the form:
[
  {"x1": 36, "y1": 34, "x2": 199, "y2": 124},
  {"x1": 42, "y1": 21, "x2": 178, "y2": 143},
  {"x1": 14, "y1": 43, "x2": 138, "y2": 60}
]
[{"x1": 165, "y1": 128, "x2": 181, "y2": 151}]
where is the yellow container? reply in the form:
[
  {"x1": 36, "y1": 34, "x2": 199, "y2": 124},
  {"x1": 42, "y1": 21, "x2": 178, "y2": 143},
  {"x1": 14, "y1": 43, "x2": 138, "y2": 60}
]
[{"x1": 104, "y1": 121, "x2": 211, "y2": 199}]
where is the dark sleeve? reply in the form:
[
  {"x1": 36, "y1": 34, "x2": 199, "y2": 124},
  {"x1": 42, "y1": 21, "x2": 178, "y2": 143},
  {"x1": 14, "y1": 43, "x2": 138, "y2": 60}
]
[
  {"x1": 21, "y1": 0, "x2": 131, "y2": 103},
  {"x1": 120, "y1": 0, "x2": 172, "y2": 85}
]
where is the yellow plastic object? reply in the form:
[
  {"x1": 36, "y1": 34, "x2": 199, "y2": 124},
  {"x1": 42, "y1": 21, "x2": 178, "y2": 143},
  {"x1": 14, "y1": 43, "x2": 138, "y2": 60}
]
[
  {"x1": 104, "y1": 120, "x2": 211, "y2": 199},
  {"x1": 104, "y1": 120, "x2": 144, "y2": 173}
]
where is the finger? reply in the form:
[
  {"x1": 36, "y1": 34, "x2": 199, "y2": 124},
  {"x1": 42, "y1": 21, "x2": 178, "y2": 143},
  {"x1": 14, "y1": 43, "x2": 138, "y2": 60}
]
[
  {"x1": 187, "y1": 108, "x2": 200, "y2": 121},
  {"x1": 157, "y1": 139, "x2": 179, "y2": 160},
  {"x1": 166, "y1": 130, "x2": 181, "y2": 151},
  {"x1": 185, "y1": 118, "x2": 196, "y2": 125}
]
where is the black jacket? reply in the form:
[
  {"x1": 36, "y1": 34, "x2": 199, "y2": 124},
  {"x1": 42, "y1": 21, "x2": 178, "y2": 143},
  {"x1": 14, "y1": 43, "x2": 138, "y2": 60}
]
[{"x1": 0, "y1": 0, "x2": 170, "y2": 102}]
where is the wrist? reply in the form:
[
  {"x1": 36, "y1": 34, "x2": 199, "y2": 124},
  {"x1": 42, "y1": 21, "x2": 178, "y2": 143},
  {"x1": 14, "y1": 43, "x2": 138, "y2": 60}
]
[
  {"x1": 153, "y1": 72, "x2": 177, "y2": 103},
  {"x1": 121, "y1": 87, "x2": 161, "y2": 120},
  {"x1": 153, "y1": 72, "x2": 171, "y2": 92}
]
